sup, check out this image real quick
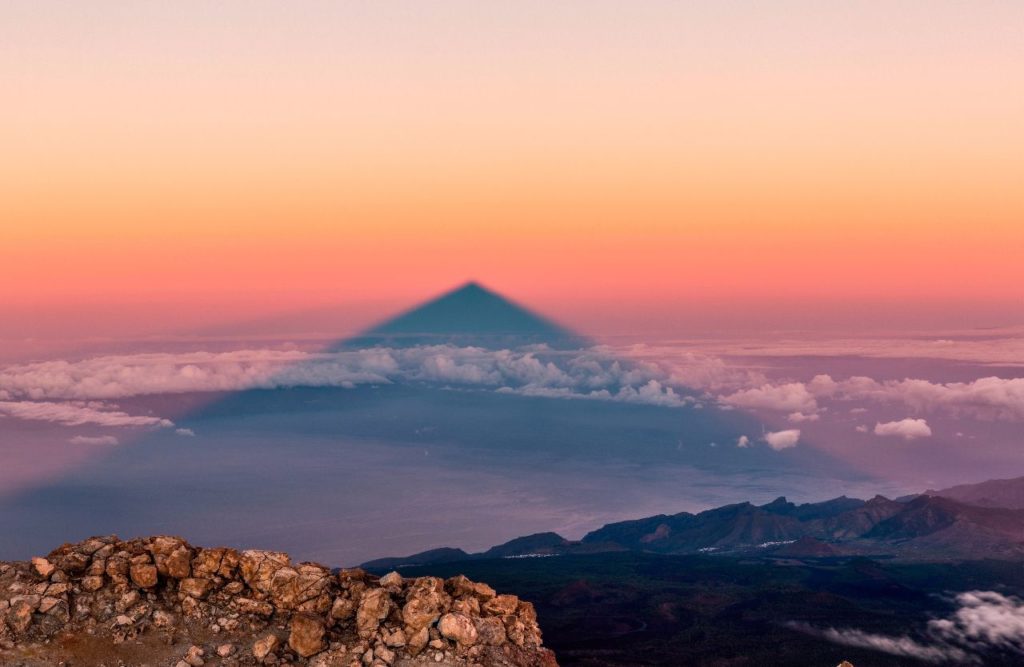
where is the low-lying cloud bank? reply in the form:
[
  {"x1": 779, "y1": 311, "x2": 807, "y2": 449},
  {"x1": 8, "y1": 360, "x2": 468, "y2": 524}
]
[
  {"x1": 791, "y1": 590, "x2": 1024, "y2": 664},
  {"x1": 0, "y1": 347, "x2": 695, "y2": 428},
  {"x1": 721, "y1": 374, "x2": 1024, "y2": 425},
  {"x1": 2, "y1": 345, "x2": 1022, "y2": 433}
]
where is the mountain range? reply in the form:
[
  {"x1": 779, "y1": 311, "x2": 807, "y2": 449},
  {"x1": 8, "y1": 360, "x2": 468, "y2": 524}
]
[
  {"x1": 364, "y1": 475, "x2": 1024, "y2": 568},
  {"x1": 927, "y1": 474, "x2": 1024, "y2": 509}
]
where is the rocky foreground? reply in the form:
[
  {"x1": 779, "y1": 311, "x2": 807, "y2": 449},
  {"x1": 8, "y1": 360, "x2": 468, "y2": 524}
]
[{"x1": 0, "y1": 536, "x2": 557, "y2": 667}]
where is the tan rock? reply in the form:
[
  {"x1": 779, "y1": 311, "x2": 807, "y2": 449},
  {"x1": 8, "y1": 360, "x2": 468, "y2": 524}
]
[
  {"x1": 452, "y1": 596, "x2": 479, "y2": 616},
  {"x1": 379, "y1": 571, "x2": 403, "y2": 588},
  {"x1": 239, "y1": 549, "x2": 291, "y2": 596},
  {"x1": 289, "y1": 612, "x2": 327, "y2": 657},
  {"x1": 105, "y1": 556, "x2": 129, "y2": 578},
  {"x1": 31, "y1": 557, "x2": 55, "y2": 579},
  {"x1": 330, "y1": 596, "x2": 356, "y2": 622},
  {"x1": 448, "y1": 575, "x2": 495, "y2": 601},
  {"x1": 81, "y1": 575, "x2": 104, "y2": 592},
  {"x1": 45, "y1": 582, "x2": 69, "y2": 597},
  {"x1": 475, "y1": 616, "x2": 507, "y2": 646},
  {"x1": 483, "y1": 594, "x2": 520, "y2": 617},
  {"x1": 179, "y1": 577, "x2": 213, "y2": 599},
  {"x1": 38, "y1": 596, "x2": 62, "y2": 614},
  {"x1": 5, "y1": 600, "x2": 34, "y2": 634},
  {"x1": 407, "y1": 626, "x2": 430, "y2": 656},
  {"x1": 183, "y1": 644, "x2": 205, "y2": 666},
  {"x1": 253, "y1": 631, "x2": 281, "y2": 660},
  {"x1": 357, "y1": 587, "x2": 392, "y2": 638},
  {"x1": 165, "y1": 547, "x2": 193, "y2": 579},
  {"x1": 438, "y1": 612, "x2": 478, "y2": 647},
  {"x1": 234, "y1": 596, "x2": 274, "y2": 617},
  {"x1": 129, "y1": 563, "x2": 158, "y2": 588},
  {"x1": 383, "y1": 627, "x2": 407, "y2": 647},
  {"x1": 192, "y1": 547, "x2": 240, "y2": 578},
  {"x1": 375, "y1": 643, "x2": 396, "y2": 665},
  {"x1": 223, "y1": 580, "x2": 244, "y2": 594},
  {"x1": 402, "y1": 577, "x2": 449, "y2": 634},
  {"x1": 518, "y1": 600, "x2": 538, "y2": 625}
]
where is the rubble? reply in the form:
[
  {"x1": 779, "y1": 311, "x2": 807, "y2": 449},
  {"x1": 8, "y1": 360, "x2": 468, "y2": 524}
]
[{"x1": 0, "y1": 535, "x2": 557, "y2": 666}]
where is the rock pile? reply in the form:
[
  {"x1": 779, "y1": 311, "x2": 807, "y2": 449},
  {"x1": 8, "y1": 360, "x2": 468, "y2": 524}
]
[{"x1": 0, "y1": 536, "x2": 557, "y2": 666}]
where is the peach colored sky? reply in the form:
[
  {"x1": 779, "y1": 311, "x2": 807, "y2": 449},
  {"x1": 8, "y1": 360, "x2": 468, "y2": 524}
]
[{"x1": 2, "y1": 2, "x2": 1023, "y2": 337}]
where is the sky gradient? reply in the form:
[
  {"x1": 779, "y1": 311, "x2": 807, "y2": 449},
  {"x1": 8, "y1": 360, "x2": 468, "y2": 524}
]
[{"x1": 3, "y1": 1, "x2": 1023, "y2": 339}]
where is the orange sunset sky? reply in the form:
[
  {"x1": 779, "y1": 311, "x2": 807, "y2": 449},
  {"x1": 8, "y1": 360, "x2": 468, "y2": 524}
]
[{"x1": 2, "y1": 1, "x2": 1022, "y2": 338}]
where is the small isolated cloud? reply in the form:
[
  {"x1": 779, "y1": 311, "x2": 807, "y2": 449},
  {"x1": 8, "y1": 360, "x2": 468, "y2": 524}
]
[
  {"x1": 855, "y1": 424, "x2": 869, "y2": 433},
  {"x1": 175, "y1": 428, "x2": 196, "y2": 437},
  {"x1": 763, "y1": 429, "x2": 800, "y2": 450},
  {"x1": 68, "y1": 435, "x2": 119, "y2": 446},
  {"x1": 787, "y1": 411, "x2": 819, "y2": 423},
  {"x1": 737, "y1": 435, "x2": 750, "y2": 448},
  {"x1": 874, "y1": 418, "x2": 932, "y2": 440}
]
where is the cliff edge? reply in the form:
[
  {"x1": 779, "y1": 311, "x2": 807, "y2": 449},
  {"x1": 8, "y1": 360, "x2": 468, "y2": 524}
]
[{"x1": 0, "y1": 535, "x2": 558, "y2": 667}]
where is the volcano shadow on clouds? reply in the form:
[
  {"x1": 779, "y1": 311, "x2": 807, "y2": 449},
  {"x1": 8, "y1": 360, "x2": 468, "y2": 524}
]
[{"x1": 0, "y1": 282, "x2": 865, "y2": 563}]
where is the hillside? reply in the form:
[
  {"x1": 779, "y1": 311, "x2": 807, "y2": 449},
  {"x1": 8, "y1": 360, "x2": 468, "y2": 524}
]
[{"x1": 929, "y1": 475, "x2": 1024, "y2": 509}]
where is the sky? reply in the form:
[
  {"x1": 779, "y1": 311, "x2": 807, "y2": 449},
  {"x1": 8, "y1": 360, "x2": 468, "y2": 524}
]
[{"x1": 2, "y1": 1, "x2": 1023, "y2": 342}]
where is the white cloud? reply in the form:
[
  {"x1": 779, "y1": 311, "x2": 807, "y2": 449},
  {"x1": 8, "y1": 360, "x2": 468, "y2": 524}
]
[
  {"x1": 736, "y1": 435, "x2": 750, "y2": 448},
  {"x1": 929, "y1": 591, "x2": 1024, "y2": 653},
  {"x1": 874, "y1": 418, "x2": 932, "y2": 440},
  {"x1": 793, "y1": 590, "x2": 1024, "y2": 664},
  {"x1": 818, "y1": 375, "x2": 1024, "y2": 422},
  {"x1": 763, "y1": 429, "x2": 800, "y2": 450},
  {"x1": 10, "y1": 343, "x2": 1023, "y2": 429},
  {"x1": 0, "y1": 401, "x2": 173, "y2": 428},
  {"x1": 0, "y1": 346, "x2": 703, "y2": 421},
  {"x1": 719, "y1": 383, "x2": 818, "y2": 415},
  {"x1": 68, "y1": 435, "x2": 119, "y2": 446},
  {"x1": 685, "y1": 331, "x2": 1024, "y2": 367},
  {"x1": 175, "y1": 428, "x2": 196, "y2": 437},
  {"x1": 855, "y1": 424, "x2": 869, "y2": 433},
  {"x1": 714, "y1": 373, "x2": 1024, "y2": 424},
  {"x1": 788, "y1": 623, "x2": 968, "y2": 664}
]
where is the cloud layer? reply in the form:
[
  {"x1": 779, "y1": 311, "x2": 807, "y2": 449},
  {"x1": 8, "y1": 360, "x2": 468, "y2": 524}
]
[
  {"x1": 0, "y1": 401, "x2": 173, "y2": 428},
  {"x1": 0, "y1": 346, "x2": 697, "y2": 428},
  {"x1": 68, "y1": 435, "x2": 120, "y2": 446},
  {"x1": 3, "y1": 344, "x2": 1022, "y2": 437},
  {"x1": 717, "y1": 373, "x2": 1024, "y2": 430}
]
